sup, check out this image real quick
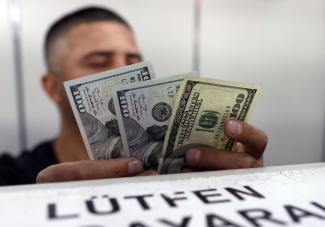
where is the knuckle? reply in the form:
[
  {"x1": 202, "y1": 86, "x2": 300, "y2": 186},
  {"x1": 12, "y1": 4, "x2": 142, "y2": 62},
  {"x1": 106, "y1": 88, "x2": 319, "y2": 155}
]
[
  {"x1": 75, "y1": 160, "x2": 92, "y2": 180},
  {"x1": 258, "y1": 134, "x2": 268, "y2": 151},
  {"x1": 258, "y1": 130, "x2": 268, "y2": 150},
  {"x1": 263, "y1": 134, "x2": 268, "y2": 146}
]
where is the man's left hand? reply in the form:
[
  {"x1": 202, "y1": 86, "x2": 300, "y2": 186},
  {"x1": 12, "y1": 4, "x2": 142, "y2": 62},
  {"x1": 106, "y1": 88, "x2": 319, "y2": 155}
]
[{"x1": 183, "y1": 119, "x2": 267, "y2": 172}]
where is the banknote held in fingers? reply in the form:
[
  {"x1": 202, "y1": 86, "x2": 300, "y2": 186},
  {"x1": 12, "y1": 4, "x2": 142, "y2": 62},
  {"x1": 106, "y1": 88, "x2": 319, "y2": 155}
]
[
  {"x1": 64, "y1": 61, "x2": 261, "y2": 175},
  {"x1": 112, "y1": 73, "x2": 195, "y2": 170},
  {"x1": 64, "y1": 61, "x2": 155, "y2": 160},
  {"x1": 158, "y1": 77, "x2": 261, "y2": 174}
]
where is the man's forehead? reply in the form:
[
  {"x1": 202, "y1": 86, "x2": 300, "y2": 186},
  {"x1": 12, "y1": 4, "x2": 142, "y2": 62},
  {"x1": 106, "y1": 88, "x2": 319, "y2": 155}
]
[
  {"x1": 58, "y1": 21, "x2": 139, "y2": 59},
  {"x1": 65, "y1": 21, "x2": 134, "y2": 44}
]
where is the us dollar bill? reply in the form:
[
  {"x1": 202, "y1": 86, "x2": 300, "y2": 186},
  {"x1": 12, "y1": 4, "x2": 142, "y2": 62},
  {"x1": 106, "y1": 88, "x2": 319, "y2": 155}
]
[
  {"x1": 64, "y1": 61, "x2": 155, "y2": 160},
  {"x1": 113, "y1": 73, "x2": 196, "y2": 169},
  {"x1": 158, "y1": 77, "x2": 261, "y2": 174}
]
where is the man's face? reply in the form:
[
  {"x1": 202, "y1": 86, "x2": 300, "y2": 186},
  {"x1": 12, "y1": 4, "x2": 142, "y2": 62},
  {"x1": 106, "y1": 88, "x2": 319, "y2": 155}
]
[
  {"x1": 49, "y1": 21, "x2": 142, "y2": 122},
  {"x1": 60, "y1": 21, "x2": 142, "y2": 81}
]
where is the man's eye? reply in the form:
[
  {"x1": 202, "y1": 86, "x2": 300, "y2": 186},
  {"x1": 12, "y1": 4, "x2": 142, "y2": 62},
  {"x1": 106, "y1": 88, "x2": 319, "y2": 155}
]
[
  {"x1": 85, "y1": 55, "x2": 113, "y2": 68},
  {"x1": 127, "y1": 55, "x2": 142, "y2": 65},
  {"x1": 87, "y1": 57, "x2": 114, "y2": 68},
  {"x1": 87, "y1": 61, "x2": 109, "y2": 68}
]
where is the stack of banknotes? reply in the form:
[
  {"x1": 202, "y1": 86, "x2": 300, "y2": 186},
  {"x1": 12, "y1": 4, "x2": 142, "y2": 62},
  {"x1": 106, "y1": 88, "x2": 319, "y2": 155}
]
[{"x1": 64, "y1": 61, "x2": 260, "y2": 174}]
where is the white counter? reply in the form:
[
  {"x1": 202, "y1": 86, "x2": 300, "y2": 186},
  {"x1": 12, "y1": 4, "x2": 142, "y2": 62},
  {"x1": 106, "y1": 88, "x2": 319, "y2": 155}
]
[{"x1": 1, "y1": 163, "x2": 325, "y2": 227}]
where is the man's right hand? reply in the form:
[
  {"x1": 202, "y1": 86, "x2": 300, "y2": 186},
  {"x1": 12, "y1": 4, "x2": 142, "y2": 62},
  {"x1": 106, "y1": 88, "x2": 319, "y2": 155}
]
[{"x1": 36, "y1": 157, "x2": 158, "y2": 183}]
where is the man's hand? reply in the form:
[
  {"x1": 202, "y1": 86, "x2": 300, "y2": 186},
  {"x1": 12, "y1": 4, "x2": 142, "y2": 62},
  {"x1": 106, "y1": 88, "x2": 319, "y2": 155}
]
[
  {"x1": 183, "y1": 119, "x2": 267, "y2": 172},
  {"x1": 36, "y1": 157, "x2": 157, "y2": 183},
  {"x1": 36, "y1": 119, "x2": 267, "y2": 183}
]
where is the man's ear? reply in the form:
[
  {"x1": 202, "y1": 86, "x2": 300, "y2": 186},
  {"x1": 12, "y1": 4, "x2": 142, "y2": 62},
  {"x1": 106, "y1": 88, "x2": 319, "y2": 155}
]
[{"x1": 41, "y1": 73, "x2": 62, "y2": 104}]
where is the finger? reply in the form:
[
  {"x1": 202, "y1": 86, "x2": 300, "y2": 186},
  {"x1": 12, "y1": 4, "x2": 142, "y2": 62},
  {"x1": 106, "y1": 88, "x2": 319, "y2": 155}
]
[
  {"x1": 185, "y1": 147, "x2": 262, "y2": 170},
  {"x1": 36, "y1": 157, "x2": 144, "y2": 183},
  {"x1": 224, "y1": 119, "x2": 268, "y2": 159},
  {"x1": 136, "y1": 170, "x2": 159, "y2": 176}
]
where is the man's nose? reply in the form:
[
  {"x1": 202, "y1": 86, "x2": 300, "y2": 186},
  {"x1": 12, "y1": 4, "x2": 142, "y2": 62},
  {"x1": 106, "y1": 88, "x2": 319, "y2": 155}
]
[{"x1": 111, "y1": 55, "x2": 127, "y2": 68}]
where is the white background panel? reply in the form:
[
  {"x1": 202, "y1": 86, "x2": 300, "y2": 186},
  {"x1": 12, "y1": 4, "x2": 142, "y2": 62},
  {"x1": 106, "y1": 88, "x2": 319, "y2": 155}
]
[
  {"x1": 0, "y1": 0, "x2": 20, "y2": 154},
  {"x1": 201, "y1": 0, "x2": 325, "y2": 165},
  {"x1": 20, "y1": 0, "x2": 193, "y2": 149}
]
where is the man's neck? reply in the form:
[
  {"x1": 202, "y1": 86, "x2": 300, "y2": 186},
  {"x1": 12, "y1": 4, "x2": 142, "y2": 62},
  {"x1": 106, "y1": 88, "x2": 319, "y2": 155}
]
[{"x1": 54, "y1": 119, "x2": 89, "y2": 163}]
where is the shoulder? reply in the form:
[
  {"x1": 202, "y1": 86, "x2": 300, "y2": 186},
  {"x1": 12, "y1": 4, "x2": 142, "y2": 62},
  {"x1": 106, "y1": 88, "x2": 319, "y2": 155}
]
[
  {"x1": 24, "y1": 140, "x2": 57, "y2": 160},
  {"x1": 0, "y1": 140, "x2": 58, "y2": 185},
  {"x1": 17, "y1": 140, "x2": 58, "y2": 170}
]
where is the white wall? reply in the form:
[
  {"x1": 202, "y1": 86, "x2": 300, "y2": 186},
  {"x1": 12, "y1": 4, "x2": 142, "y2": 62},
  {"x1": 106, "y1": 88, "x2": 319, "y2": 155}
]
[
  {"x1": 201, "y1": 0, "x2": 325, "y2": 165},
  {"x1": 0, "y1": 0, "x2": 20, "y2": 154},
  {"x1": 1, "y1": 0, "x2": 325, "y2": 166}
]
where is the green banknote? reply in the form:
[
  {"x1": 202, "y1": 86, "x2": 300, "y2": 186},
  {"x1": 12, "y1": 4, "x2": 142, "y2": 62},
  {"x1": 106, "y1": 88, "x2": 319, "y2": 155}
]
[{"x1": 158, "y1": 77, "x2": 261, "y2": 174}]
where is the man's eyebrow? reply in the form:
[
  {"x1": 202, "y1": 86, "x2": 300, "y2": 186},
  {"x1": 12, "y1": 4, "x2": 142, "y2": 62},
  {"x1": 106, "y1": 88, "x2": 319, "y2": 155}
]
[{"x1": 83, "y1": 51, "x2": 143, "y2": 60}]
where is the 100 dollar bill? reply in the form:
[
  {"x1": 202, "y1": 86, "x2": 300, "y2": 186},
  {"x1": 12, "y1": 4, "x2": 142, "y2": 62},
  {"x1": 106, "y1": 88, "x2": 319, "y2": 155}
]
[
  {"x1": 64, "y1": 61, "x2": 155, "y2": 160},
  {"x1": 113, "y1": 73, "x2": 196, "y2": 169},
  {"x1": 158, "y1": 77, "x2": 261, "y2": 174}
]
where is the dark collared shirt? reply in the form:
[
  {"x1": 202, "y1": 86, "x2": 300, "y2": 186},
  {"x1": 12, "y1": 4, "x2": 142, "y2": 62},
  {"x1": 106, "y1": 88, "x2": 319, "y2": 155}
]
[{"x1": 0, "y1": 141, "x2": 58, "y2": 186}]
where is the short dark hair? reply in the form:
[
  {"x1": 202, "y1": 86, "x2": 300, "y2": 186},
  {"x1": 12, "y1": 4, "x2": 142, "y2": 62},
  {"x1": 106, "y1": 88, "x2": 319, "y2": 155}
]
[{"x1": 44, "y1": 6, "x2": 131, "y2": 74}]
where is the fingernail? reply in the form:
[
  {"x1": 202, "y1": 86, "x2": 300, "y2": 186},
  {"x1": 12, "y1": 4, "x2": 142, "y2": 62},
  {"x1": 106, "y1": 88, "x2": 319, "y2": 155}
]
[
  {"x1": 128, "y1": 159, "x2": 143, "y2": 175},
  {"x1": 226, "y1": 120, "x2": 242, "y2": 137},
  {"x1": 186, "y1": 149, "x2": 201, "y2": 164}
]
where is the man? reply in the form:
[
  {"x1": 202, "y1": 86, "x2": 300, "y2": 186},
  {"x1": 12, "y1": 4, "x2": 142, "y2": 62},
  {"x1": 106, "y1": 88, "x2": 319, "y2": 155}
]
[{"x1": 0, "y1": 7, "x2": 267, "y2": 186}]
